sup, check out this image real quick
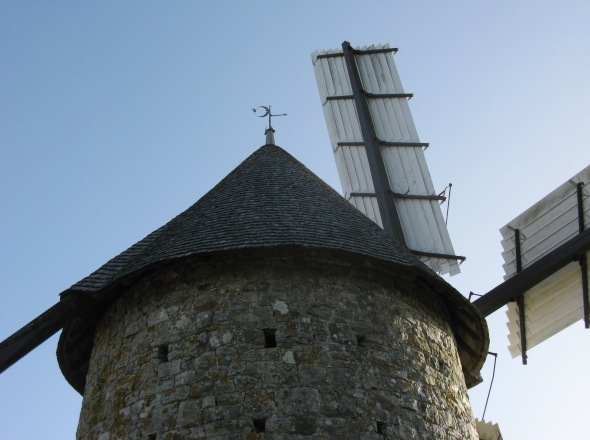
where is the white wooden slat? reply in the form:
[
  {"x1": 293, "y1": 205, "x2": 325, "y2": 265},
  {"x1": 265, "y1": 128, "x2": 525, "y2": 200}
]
[
  {"x1": 334, "y1": 146, "x2": 355, "y2": 195},
  {"x1": 341, "y1": 145, "x2": 374, "y2": 193},
  {"x1": 505, "y1": 302, "x2": 521, "y2": 357},
  {"x1": 349, "y1": 196, "x2": 382, "y2": 227}
]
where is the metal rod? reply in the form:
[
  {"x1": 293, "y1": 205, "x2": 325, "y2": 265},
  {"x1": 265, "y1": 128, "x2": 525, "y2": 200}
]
[
  {"x1": 445, "y1": 183, "x2": 452, "y2": 225},
  {"x1": 515, "y1": 228, "x2": 523, "y2": 273},
  {"x1": 378, "y1": 141, "x2": 430, "y2": 148},
  {"x1": 337, "y1": 141, "x2": 429, "y2": 148},
  {"x1": 327, "y1": 93, "x2": 413, "y2": 100},
  {"x1": 411, "y1": 250, "x2": 466, "y2": 262},
  {"x1": 517, "y1": 295, "x2": 528, "y2": 365},
  {"x1": 581, "y1": 254, "x2": 589, "y2": 329},
  {"x1": 514, "y1": 229, "x2": 528, "y2": 364},
  {"x1": 388, "y1": 190, "x2": 446, "y2": 202},
  {"x1": 577, "y1": 183, "x2": 589, "y2": 328},
  {"x1": 316, "y1": 47, "x2": 398, "y2": 59},
  {"x1": 577, "y1": 182, "x2": 585, "y2": 233},
  {"x1": 349, "y1": 192, "x2": 377, "y2": 197},
  {"x1": 468, "y1": 292, "x2": 482, "y2": 301},
  {"x1": 341, "y1": 40, "x2": 407, "y2": 246}
]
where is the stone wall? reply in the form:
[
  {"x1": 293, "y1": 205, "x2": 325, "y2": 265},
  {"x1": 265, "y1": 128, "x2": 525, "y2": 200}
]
[{"x1": 77, "y1": 249, "x2": 478, "y2": 439}]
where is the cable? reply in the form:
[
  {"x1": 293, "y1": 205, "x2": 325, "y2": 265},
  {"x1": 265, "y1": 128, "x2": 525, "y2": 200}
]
[
  {"x1": 445, "y1": 183, "x2": 452, "y2": 225},
  {"x1": 438, "y1": 183, "x2": 453, "y2": 225},
  {"x1": 481, "y1": 352, "x2": 498, "y2": 421}
]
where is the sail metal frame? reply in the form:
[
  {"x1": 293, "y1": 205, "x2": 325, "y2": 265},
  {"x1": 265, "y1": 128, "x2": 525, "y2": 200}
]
[
  {"x1": 341, "y1": 41, "x2": 406, "y2": 246},
  {"x1": 327, "y1": 93, "x2": 414, "y2": 100},
  {"x1": 312, "y1": 41, "x2": 463, "y2": 275},
  {"x1": 577, "y1": 183, "x2": 590, "y2": 328},
  {"x1": 514, "y1": 228, "x2": 528, "y2": 364}
]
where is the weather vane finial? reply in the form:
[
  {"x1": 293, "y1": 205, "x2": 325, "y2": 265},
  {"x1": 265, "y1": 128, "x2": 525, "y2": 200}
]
[{"x1": 252, "y1": 105, "x2": 287, "y2": 145}]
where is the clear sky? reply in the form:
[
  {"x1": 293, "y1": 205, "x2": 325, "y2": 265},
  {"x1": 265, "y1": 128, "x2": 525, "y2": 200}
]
[{"x1": 1, "y1": 2, "x2": 589, "y2": 439}]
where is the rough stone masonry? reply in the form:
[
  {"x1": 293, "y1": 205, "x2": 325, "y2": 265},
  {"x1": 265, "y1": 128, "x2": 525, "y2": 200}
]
[{"x1": 76, "y1": 250, "x2": 479, "y2": 439}]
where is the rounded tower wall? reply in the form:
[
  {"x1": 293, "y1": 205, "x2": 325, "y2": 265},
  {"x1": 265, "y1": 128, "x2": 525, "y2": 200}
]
[{"x1": 77, "y1": 249, "x2": 478, "y2": 439}]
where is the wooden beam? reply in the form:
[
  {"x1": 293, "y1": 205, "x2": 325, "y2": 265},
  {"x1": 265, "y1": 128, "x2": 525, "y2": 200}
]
[{"x1": 0, "y1": 295, "x2": 96, "y2": 374}]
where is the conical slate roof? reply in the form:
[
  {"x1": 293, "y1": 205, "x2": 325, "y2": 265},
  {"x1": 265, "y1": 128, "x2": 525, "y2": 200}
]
[
  {"x1": 57, "y1": 144, "x2": 488, "y2": 392},
  {"x1": 67, "y1": 144, "x2": 426, "y2": 294}
]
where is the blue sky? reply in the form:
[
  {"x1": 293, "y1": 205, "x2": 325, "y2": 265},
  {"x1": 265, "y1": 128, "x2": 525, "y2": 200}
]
[{"x1": 1, "y1": 2, "x2": 589, "y2": 438}]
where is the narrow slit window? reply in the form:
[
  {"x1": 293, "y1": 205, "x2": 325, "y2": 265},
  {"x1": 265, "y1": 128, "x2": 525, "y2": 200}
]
[
  {"x1": 253, "y1": 418, "x2": 266, "y2": 433},
  {"x1": 356, "y1": 335, "x2": 366, "y2": 347},
  {"x1": 157, "y1": 344, "x2": 169, "y2": 362},
  {"x1": 376, "y1": 421, "x2": 386, "y2": 434},
  {"x1": 263, "y1": 328, "x2": 277, "y2": 348}
]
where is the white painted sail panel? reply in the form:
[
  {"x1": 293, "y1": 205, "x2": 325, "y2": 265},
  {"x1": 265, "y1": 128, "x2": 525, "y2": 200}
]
[
  {"x1": 502, "y1": 165, "x2": 589, "y2": 356},
  {"x1": 507, "y1": 262, "x2": 583, "y2": 357},
  {"x1": 500, "y1": 165, "x2": 589, "y2": 278},
  {"x1": 312, "y1": 44, "x2": 461, "y2": 276},
  {"x1": 349, "y1": 196, "x2": 382, "y2": 228}
]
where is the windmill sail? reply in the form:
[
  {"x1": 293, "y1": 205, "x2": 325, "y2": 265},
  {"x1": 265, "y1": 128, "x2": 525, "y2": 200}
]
[
  {"x1": 501, "y1": 165, "x2": 590, "y2": 358},
  {"x1": 312, "y1": 42, "x2": 462, "y2": 276}
]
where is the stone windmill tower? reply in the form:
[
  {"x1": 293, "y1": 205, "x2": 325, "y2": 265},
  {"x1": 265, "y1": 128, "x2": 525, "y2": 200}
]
[{"x1": 1, "y1": 139, "x2": 487, "y2": 438}]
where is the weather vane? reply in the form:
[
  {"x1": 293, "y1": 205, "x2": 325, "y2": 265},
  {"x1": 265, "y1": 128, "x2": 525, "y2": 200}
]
[{"x1": 252, "y1": 105, "x2": 287, "y2": 131}]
